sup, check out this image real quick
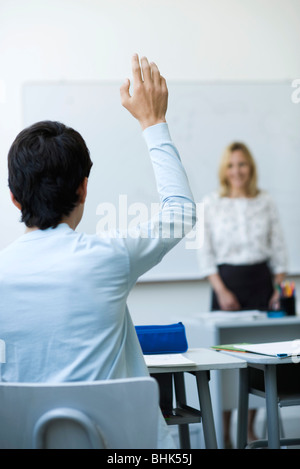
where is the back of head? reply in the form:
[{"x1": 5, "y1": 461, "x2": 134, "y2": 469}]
[{"x1": 8, "y1": 121, "x2": 93, "y2": 230}]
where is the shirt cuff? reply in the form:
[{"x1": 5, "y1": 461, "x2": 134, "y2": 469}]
[{"x1": 143, "y1": 122, "x2": 172, "y2": 148}]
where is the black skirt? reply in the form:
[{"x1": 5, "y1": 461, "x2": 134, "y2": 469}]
[{"x1": 211, "y1": 262, "x2": 274, "y2": 311}]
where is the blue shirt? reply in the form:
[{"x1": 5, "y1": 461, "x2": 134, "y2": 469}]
[{"x1": 0, "y1": 123, "x2": 195, "y2": 447}]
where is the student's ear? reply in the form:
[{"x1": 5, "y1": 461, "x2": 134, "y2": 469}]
[
  {"x1": 10, "y1": 191, "x2": 22, "y2": 211},
  {"x1": 77, "y1": 177, "x2": 88, "y2": 204}
]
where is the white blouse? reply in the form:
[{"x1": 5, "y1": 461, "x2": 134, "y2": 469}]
[{"x1": 197, "y1": 191, "x2": 288, "y2": 277}]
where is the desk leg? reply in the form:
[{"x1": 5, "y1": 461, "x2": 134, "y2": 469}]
[
  {"x1": 195, "y1": 370, "x2": 218, "y2": 449},
  {"x1": 264, "y1": 365, "x2": 280, "y2": 449},
  {"x1": 173, "y1": 372, "x2": 191, "y2": 449},
  {"x1": 236, "y1": 367, "x2": 249, "y2": 449}
]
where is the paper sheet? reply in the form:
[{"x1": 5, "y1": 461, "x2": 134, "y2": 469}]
[
  {"x1": 144, "y1": 353, "x2": 196, "y2": 367},
  {"x1": 234, "y1": 340, "x2": 300, "y2": 358},
  {"x1": 200, "y1": 310, "x2": 266, "y2": 321}
]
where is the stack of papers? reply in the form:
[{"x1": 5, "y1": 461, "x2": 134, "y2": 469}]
[
  {"x1": 233, "y1": 341, "x2": 300, "y2": 358},
  {"x1": 144, "y1": 353, "x2": 196, "y2": 367},
  {"x1": 212, "y1": 343, "x2": 249, "y2": 353},
  {"x1": 200, "y1": 310, "x2": 266, "y2": 322}
]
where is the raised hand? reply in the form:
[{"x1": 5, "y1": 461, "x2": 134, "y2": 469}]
[{"x1": 120, "y1": 54, "x2": 168, "y2": 130}]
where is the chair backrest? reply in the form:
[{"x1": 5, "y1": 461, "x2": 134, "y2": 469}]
[{"x1": 0, "y1": 377, "x2": 159, "y2": 449}]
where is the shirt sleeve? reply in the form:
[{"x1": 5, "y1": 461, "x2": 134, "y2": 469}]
[
  {"x1": 197, "y1": 195, "x2": 218, "y2": 278},
  {"x1": 267, "y1": 195, "x2": 288, "y2": 274},
  {"x1": 121, "y1": 123, "x2": 196, "y2": 287}
]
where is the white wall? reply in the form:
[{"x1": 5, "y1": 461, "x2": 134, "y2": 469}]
[{"x1": 0, "y1": 0, "x2": 300, "y2": 324}]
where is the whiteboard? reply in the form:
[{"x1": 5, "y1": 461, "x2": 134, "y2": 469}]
[{"x1": 22, "y1": 81, "x2": 300, "y2": 280}]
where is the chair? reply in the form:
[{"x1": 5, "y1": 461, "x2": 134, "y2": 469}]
[{"x1": 0, "y1": 377, "x2": 159, "y2": 449}]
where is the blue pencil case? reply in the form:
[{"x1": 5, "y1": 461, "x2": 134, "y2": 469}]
[{"x1": 135, "y1": 322, "x2": 188, "y2": 355}]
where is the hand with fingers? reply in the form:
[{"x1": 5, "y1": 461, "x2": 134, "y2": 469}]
[{"x1": 120, "y1": 54, "x2": 168, "y2": 130}]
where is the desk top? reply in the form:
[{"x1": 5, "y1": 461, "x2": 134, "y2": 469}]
[
  {"x1": 183, "y1": 313, "x2": 300, "y2": 330},
  {"x1": 146, "y1": 347, "x2": 247, "y2": 374}
]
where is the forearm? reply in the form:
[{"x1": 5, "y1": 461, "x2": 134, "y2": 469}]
[
  {"x1": 143, "y1": 123, "x2": 195, "y2": 207},
  {"x1": 124, "y1": 123, "x2": 196, "y2": 283},
  {"x1": 139, "y1": 123, "x2": 196, "y2": 241},
  {"x1": 208, "y1": 273, "x2": 241, "y2": 310},
  {"x1": 208, "y1": 273, "x2": 227, "y2": 294}
]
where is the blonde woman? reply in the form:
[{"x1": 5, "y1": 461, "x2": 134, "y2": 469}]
[{"x1": 198, "y1": 142, "x2": 287, "y2": 446}]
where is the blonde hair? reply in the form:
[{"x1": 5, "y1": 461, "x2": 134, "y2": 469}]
[{"x1": 218, "y1": 142, "x2": 259, "y2": 197}]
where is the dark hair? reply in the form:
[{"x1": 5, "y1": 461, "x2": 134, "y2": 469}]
[{"x1": 8, "y1": 121, "x2": 93, "y2": 229}]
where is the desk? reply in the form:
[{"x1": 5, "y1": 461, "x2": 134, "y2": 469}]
[
  {"x1": 147, "y1": 348, "x2": 246, "y2": 449},
  {"x1": 182, "y1": 314, "x2": 300, "y2": 447},
  {"x1": 222, "y1": 351, "x2": 300, "y2": 449}
]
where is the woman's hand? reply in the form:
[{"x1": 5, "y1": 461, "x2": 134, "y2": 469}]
[
  {"x1": 208, "y1": 273, "x2": 241, "y2": 311},
  {"x1": 269, "y1": 273, "x2": 285, "y2": 310},
  {"x1": 268, "y1": 289, "x2": 280, "y2": 310},
  {"x1": 216, "y1": 288, "x2": 241, "y2": 311}
]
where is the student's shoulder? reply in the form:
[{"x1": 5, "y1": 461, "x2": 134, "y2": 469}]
[
  {"x1": 0, "y1": 236, "x2": 24, "y2": 259},
  {"x1": 74, "y1": 230, "x2": 129, "y2": 257}
]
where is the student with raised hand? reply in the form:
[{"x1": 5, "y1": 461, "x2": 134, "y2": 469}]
[
  {"x1": 198, "y1": 141, "x2": 287, "y2": 447},
  {"x1": 0, "y1": 54, "x2": 196, "y2": 449}
]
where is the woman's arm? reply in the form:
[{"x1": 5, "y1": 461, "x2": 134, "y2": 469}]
[
  {"x1": 208, "y1": 273, "x2": 241, "y2": 311},
  {"x1": 268, "y1": 272, "x2": 286, "y2": 309},
  {"x1": 267, "y1": 194, "x2": 287, "y2": 309}
]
